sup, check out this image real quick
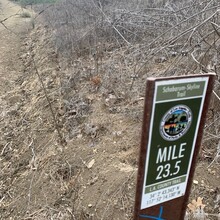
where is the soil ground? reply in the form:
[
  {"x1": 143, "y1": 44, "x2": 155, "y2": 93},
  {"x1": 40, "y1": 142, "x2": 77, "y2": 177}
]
[{"x1": 0, "y1": 0, "x2": 219, "y2": 219}]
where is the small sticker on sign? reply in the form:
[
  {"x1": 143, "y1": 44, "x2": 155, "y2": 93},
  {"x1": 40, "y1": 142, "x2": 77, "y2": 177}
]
[{"x1": 160, "y1": 105, "x2": 192, "y2": 141}]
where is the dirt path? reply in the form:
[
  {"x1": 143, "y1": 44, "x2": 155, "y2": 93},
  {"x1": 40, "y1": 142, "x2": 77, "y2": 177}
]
[
  {"x1": 0, "y1": 1, "x2": 34, "y2": 218},
  {"x1": 0, "y1": 0, "x2": 30, "y2": 92}
]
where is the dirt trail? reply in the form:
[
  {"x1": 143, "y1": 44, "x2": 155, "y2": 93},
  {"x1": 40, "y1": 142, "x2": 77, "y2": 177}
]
[
  {"x1": 0, "y1": 1, "x2": 34, "y2": 218},
  {"x1": 0, "y1": 0, "x2": 30, "y2": 92}
]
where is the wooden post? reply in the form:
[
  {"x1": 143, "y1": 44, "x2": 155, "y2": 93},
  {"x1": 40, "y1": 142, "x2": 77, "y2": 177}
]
[{"x1": 134, "y1": 73, "x2": 216, "y2": 220}]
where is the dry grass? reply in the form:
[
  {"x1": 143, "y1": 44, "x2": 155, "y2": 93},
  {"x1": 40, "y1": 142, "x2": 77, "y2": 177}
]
[{"x1": 0, "y1": 0, "x2": 220, "y2": 219}]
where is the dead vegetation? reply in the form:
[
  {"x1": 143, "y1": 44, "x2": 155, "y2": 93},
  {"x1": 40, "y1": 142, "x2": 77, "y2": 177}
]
[
  {"x1": 33, "y1": 0, "x2": 220, "y2": 101},
  {"x1": 0, "y1": 0, "x2": 220, "y2": 219},
  {"x1": 35, "y1": 0, "x2": 220, "y2": 162}
]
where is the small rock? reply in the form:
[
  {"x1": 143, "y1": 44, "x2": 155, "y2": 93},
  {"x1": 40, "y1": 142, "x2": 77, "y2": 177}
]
[
  {"x1": 193, "y1": 180, "x2": 199, "y2": 185},
  {"x1": 87, "y1": 159, "x2": 95, "y2": 169},
  {"x1": 88, "y1": 204, "x2": 93, "y2": 208},
  {"x1": 211, "y1": 170, "x2": 216, "y2": 175},
  {"x1": 77, "y1": 134, "x2": 83, "y2": 139}
]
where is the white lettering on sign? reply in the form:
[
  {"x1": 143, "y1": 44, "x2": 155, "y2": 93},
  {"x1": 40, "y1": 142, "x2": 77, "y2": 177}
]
[
  {"x1": 177, "y1": 91, "x2": 186, "y2": 97},
  {"x1": 155, "y1": 143, "x2": 186, "y2": 180},
  {"x1": 187, "y1": 83, "x2": 200, "y2": 91},
  {"x1": 162, "y1": 83, "x2": 201, "y2": 94},
  {"x1": 163, "y1": 86, "x2": 186, "y2": 93},
  {"x1": 156, "y1": 143, "x2": 186, "y2": 164}
]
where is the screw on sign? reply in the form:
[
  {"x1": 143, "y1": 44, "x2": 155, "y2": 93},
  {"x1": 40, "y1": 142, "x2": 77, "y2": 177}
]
[{"x1": 134, "y1": 74, "x2": 215, "y2": 220}]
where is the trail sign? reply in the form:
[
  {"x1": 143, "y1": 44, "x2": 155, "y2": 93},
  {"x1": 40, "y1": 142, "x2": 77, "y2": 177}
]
[{"x1": 134, "y1": 74, "x2": 215, "y2": 220}]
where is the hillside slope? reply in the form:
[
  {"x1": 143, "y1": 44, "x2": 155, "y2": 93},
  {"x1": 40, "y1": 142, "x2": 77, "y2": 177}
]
[{"x1": 0, "y1": 0, "x2": 219, "y2": 219}]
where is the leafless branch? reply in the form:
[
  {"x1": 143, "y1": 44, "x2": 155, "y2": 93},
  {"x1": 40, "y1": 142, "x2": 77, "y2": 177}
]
[{"x1": 32, "y1": 59, "x2": 66, "y2": 145}]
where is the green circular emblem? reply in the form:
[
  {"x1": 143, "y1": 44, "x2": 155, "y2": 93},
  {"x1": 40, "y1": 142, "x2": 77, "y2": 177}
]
[{"x1": 160, "y1": 105, "x2": 192, "y2": 141}]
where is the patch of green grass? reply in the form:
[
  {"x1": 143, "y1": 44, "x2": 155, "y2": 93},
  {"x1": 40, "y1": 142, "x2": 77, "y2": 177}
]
[{"x1": 13, "y1": 0, "x2": 57, "y2": 5}]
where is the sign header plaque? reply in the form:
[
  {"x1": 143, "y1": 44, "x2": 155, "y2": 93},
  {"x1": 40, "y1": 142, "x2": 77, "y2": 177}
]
[{"x1": 134, "y1": 74, "x2": 215, "y2": 220}]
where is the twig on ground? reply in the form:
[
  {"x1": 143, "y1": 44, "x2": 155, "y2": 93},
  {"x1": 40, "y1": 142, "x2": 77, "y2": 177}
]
[{"x1": 32, "y1": 58, "x2": 66, "y2": 146}]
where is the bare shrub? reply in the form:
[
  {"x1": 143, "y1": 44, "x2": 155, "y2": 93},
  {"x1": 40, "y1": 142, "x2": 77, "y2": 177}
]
[
  {"x1": 33, "y1": 0, "x2": 220, "y2": 126},
  {"x1": 35, "y1": 0, "x2": 168, "y2": 57},
  {"x1": 35, "y1": 0, "x2": 220, "y2": 67}
]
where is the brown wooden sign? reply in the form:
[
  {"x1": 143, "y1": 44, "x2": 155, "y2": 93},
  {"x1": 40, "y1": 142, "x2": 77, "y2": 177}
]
[{"x1": 134, "y1": 73, "x2": 215, "y2": 220}]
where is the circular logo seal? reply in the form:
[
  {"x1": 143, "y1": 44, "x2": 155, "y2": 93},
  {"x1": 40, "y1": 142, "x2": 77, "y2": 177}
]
[{"x1": 160, "y1": 105, "x2": 192, "y2": 141}]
